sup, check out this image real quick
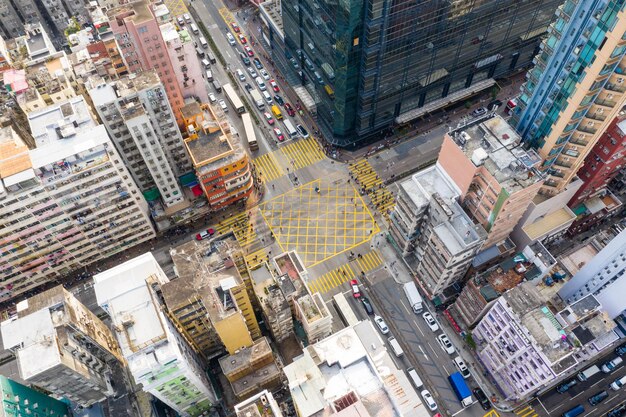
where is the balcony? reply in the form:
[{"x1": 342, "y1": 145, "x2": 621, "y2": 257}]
[
  {"x1": 577, "y1": 125, "x2": 597, "y2": 134},
  {"x1": 585, "y1": 112, "x2": 606, "y2": 121},
  {"x1": 554, "y1": 159, "x2": 572, "y2": 168},
  {"x1": 595, "y1": 98, "x2": 617, "y2": 107},
  {"x1": 570, "y1": 139, "x2": 589, "y2": 146},
  {"x1": 544, "y1": 179, "x2": 560, "y2": 188},
  {"x1": 604, "y1": 83, "x2": 626, "y2": 93}
]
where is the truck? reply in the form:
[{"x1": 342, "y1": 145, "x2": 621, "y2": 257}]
[
  {"x1": 250, "y1": 89, "x2": 265, "y2": 109},
  {"x1": 387, "y1": 336, "x2": 404, "y2": 357},
  {"x1": 403, "y1": 282, "x2": 423, "y2": 313},
  {"x1": 577, "y1": 364, "x2": 600, "y2": 381},
  {"x1": 448, "y1": 372, "x2": 473, "y2": 407}
]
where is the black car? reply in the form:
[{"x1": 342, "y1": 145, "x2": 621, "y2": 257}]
[
  {"x1": 556, "y1": 379, "x2": 578, "y2": 393},
  {"x1": 274, "y1": 95, "x2": 285, "y2": 106},
  {"x1": 615, "y1": 344, "x2": 626, "y2": 356},
  {"x1": 240, "y1": 52, "x2": 250, "y2": 66},
  {"x1": 472, "y1": 388, "x2": 491, "y2": 410},
  {"x1": 244, "y1": 83, "x2": 253, "y2": 92},
  {"x1": 253, "y1": 57, "x2": 263, "y2": 70},
  {"x1": 608, "y1": 404, "x2": 626, "y2": 417},
  {"x1": 361, "y1": 297, "x2": 374, "y2": 315}
]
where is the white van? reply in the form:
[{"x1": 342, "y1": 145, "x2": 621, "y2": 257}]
[
  {"x1": 255, "y1": 76, "x2": 266, "y2": 91},
  {"x1": 201, "y1": 59, "x2": 210, "y2": 69},
  {"x1": 262, "y1": 90, "x2": 273, "y2": 104},
  {"x1": 190, "y1": 23, "x2": 199, "y2": 34},
  {"x1": 602, "y1": 357, "x2": 623, "y2": 373},
  {"x1": 407, "y1": 367, "x2": 424, "y2": 389},
  {"x1": 199, "y1": 36, "x2": 208, "y2": 48},
  {"x1": 226, "y1": 32, "x2": 236, "y2": 46},
  {"x1": 236, "y1": 69, "x2": 246, "y2": 81},
  {"x1": 205, "y1": 70, "x2": 213, "y2": 82},
  {"x1": 388, "y1": 336, "x2": 404, "y2": 357},
  {"x1": 611, "y1": 375, "x2": 626, "y2": 390}
]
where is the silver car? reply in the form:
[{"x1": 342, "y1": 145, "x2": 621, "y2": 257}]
[
  {"x1": 374, "y1": 315, "x2": 389, "y2": 334},
  {"x1": 422, "y1": 312, "x2": 439, "y2": 332},
  {"x1": 218, "y1": 99, "x2": 228, "y2": 112},
  {"x1": 420, "y1": 390, "x2": 437, "y2": 411}
]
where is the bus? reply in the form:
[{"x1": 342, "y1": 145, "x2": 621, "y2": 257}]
[
  {"x1": 223, "y1": 83, "x2": 245, "y2": 114},
  {"x1": 242, "y1": 113, "x2": 258, "y2": 151},
  {"x1": 283, "y1": 119, "x2": 298, "y2": 138},
  {"x1": 333, "y1": 293, "x2": 359, "y2": 327}
]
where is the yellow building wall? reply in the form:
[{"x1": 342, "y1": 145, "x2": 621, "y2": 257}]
[{"x1": 213, "y1": 313, "x2": 253, "y2": 355}]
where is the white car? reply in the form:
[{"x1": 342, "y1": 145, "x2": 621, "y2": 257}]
[
  {"x1": 183, "y1": 13, "x2": 191, "y2": 22},
  {"x1": 422, "y1": 312, "x2": 439, "y2": 332},
  {"x1": 247, "y1": 67, "x2": 258, "y2": 78},
  {"x1": 420, "y1": 390, "x2": 438, "y2": 411},
  {"x1": 218, "y1": 99, "x2": 228, "y2": 112},
  {"x1": 374, "y1": 315, "x2": 389, "y2": 334},
  {"x1": 260, "y1": 68, "x2": 271, "y2": 80},
  {"x1": 208, "y1": 93, "x2": 217, "y2": 103},
  {"x1": 437, "y1": 334, "x2": 455, "y2": 354}
]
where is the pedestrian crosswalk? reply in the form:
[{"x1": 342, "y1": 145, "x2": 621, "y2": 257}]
[
  {"x1": 307, "y1": 250, "x2": 384, "y2": 294},
  {"x1": 349, "y1": 159, "x2": 395, "y2": 218},
  {"x1": 254, "y1": 153, "x2": 284, "y2": 182},
  {"x1": 280, "y1": 138, "x2": 326, "y2": 171},
  {"x1": 245, "y1": 248, "x2": 267, "y2": 270},
  {"x1": 307, "y1": 264, "x2": 355, "y2": 294},
  {"x1": 354, "y1": 250, "x2": 383, "y2": 273},
  {"x1": 514, "y1": 405, "x2": 538, "y2": 417},
  {"x1": 215, "y1": 212, "x2": 257, "y2": 249}
]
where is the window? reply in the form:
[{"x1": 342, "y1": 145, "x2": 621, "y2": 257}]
[{"x1": 138, "y1": 26, "x2": 148, "y2": 34}]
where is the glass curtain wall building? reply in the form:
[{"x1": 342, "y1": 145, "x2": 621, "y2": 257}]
[{"x1": 282, "y1": 0, "x2": 563, "y2": 148}]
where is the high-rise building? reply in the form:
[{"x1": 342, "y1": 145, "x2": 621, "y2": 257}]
[
  {"x1": 108, "y1": 0, "x2": 185, "y2": 124},
  {"x1": 0, "y1": 96, "x2": 154, "y2": 302},
  {"x1": 474, "y1": 282, "x2": 618, "y2": 401},
  {"x1": 160, "y1": 23, "x2": 207, "y2": 102},
  {"x1": 514, "y1": 0, "x2": 626, "y2": 196},
  {"x1": 558, "y1": 229, "x2": 626, "y2": 319},
  {"x1": 280, "y1": 0, "x2": 562, "y2": 147},
  {"x1": 0, "y1": 375, "x2": 70, "y2": 417},
  {"x1": 438, "y1": 116, "x2": 544, "y2": 250},
  {"x1": 568, "y1": 114, "x2": 626, "y2": 206},
  {"x1": 218, "y1": 337, "x2": 282, "y2": 400},
  {"x1": 93, "y1": 253, "x2": 216, "y2": 417},
  {"x1": 181, "y1": 102, "x2": 254, "y2": 209},
  {"x1": 1, "y1": 286, "x2": 124, "y2": 407},
  {"x1": 0, "y1": 0, "x2": 49, "y2": 40},
  {"x1": 88, "y1": 71, "x2": 192, "y2": 209},
  {"x1": 165, "y1": 234, "x2": 261, "y2": 356}
]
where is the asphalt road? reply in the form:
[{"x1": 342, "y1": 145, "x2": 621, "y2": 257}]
[{"x1": 535, "y1": 348, "x2": 626, "y2": 417}]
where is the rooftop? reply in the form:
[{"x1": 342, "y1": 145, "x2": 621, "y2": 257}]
[
  {"x1": 522, "y1": 207, "x2": 576, "y2": 241},
  {"x1": 448, "y1": 115, "x2": 543, "y2": 192},
  {"x1": 27, "y1": 95, "x2": 94, "y2": 147},
  {"x1": 432, "y1": 198, "x2": 484, "y2": 253},
  {"x1": 108, "y1": 0, "x2": 154, "y2": 25},
  {"x1": 230, "y1": 362, "x2": 281, "y2": 397},
  {"x1": 219, "y1": 337, "x2": 273, "y2": 375},
  {"x1": 399, "y1": 164, "x2": 460, "y2": 211},
  {"x1": 88, "y1": 70, "x2": 162, "y2": 106},
  {"x1": 234, "y1": 390, "x2": 283, "y2": 417},
  {"x1": 558, "y1": 242, "x2": 601, "y2": 277},
  {"x1": 284, "y1": 321, "x2": 428, "y2": 417},
  {"x1": 166, "y1": 233, "x2": 246, "y2": 321}
]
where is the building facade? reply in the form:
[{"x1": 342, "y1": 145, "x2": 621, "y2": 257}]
[
  {"x1": 0, "y1": 97, "x2": 154, "y2": 302},
  {"x1": 181, "y1": 102, "x2": 254, "y2": 209},
  {"x1": 108, "y1": 0, "x2": 185, "y2": 125},
  {"x1": 0, "y1": 375, "x2": 70, "y2": 417},
  {"x1": 1, "y1": 286, "x2": 124, "y2": 407},
  {"x1": 514, "y1": 0, "x2": 626, "y2": 196},
  {"x1": 88, "y1": 71, "x2": 192, "y2": 209},
  {"x1": 281, "y1": 0, "x2": 562, "y2": 147},
  {"x1": 558, "y1": 229, "x2": 626, "y2": 319},
  {"x1": 93, "y1": 253, "x2": 216, "y2": 417},
  {"x1": 568, "y1": 115, "x2": 626, "y2": 207}
]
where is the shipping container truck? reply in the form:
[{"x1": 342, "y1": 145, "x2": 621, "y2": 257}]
[{"x1": 448, "y1": 372, "x2": 473, "y2": 407}]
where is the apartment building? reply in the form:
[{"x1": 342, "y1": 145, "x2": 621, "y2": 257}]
[
  {"x1": 165, "y1": 233, "x2": 261, "y2": 356},
  {"x1": 108, "y1": 0, "x2": 185, "y2": 124},
  {"x1": 391, "y1": 163, "x2": 486, "y2": 300},
  {"x1": 0, "y1": 96, "x2": 154, "y2": 302},
  {"x1": 160, "y1": 23, "x2": 206, "y2": 101},
  {"x1": 283, "y1": 320, "x2": 430, "y2": 417},
  {"x1": 558, "y1": 229, "x2": 626, "y2": 319},
  {"x1": 474, "y1": 283, "x2": 618, "y2": 401},
  {"x1": 88, "y1": 71, "x2": 192, "y2": 209},
  {"x1": 182, "y1": 102, "x2": 254, "y2": 209},
  {"x1": 93, "y1": 253, "x2": 216, "y2": 417},
  {"x1": 1, "y1": 286, "x2": 123, "y2": 406},
  {"x1": 251, "y1": 264, "x2": 295, "y2": 343},
  {"x1": 449, "y1": 242, "x2": 556, "y2": 329},
  {"x1": 0, "y1": 375, "x2": 70, "y2": 417},
  {"x1": 234, "y1": 390, "x2": 283, "y2": 417},
  {"x1": 218, "y1": 337, "x2": 282, "y2": 400},
  {"x1": 515, "y1": 0, "x2": 626, "y2": 196},
  {"x1": 440, "y1": 117, "x2": 544, "y2": 251}
]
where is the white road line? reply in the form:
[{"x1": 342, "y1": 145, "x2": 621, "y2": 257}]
[
  {"x1": 412, "y1": 319, "x2": 425, "y2": 337},
  {"x1": 607, "y1": 394, "x2": 619, "y2": 404},
  {"x1": 590, "y1": 379, "x2": 603, "y2": 388},
  {"x1": 573, "y1": 391, "x2": 585, "y2": 399},
  {"x1": 400, "y1": 299, "x2": 411, "y2": 315},
  {"x1": 428, "y1": 342, "x2": 440, "y2": 360},
  {"x1": 537, "y1": 398, "x2": 550, "y2": 415},
  {"x1": 442, "y1": 364, "x2": 451, "y2": 374},
  {"x1": 419, "y1": 345, "x2": 425, "y2": 354},
  {"x1": 451, "y1": 408, "x2": 465, "y2": 416}
]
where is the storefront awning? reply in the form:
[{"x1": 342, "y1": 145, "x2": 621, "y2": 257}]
[
  {"x1": 191, "y1": 184, "x2": 203, "y2": 196},
  {"x1": 143, "y1": 188, "x2": 161, "y2": 201},
  {"x1": 179, "y1": 172, "x2": 199, "y2": 187}
]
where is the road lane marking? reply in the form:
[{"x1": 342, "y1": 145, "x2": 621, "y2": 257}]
[
  {"x1": 428, "y1": 342, "x2": 440, "y2": 359},
  {"x1": 412, "y1": 319, "x2": 425, "y2": 337}
]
